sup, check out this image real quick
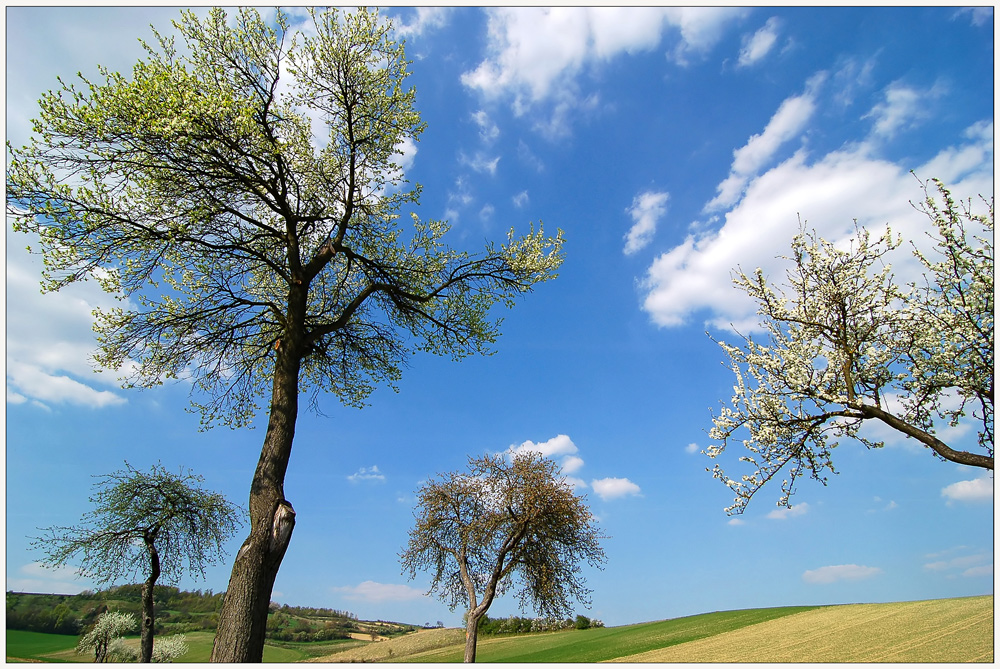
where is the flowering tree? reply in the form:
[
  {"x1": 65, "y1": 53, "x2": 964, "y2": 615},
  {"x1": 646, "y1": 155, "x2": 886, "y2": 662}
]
[
  {"x1": 77, "y1": 610, "x2": 137, "y2": 663},
  {"x1": 707, "y1": 179, "x2": 993, "y2": 514},
  {"x1": 33, "y1": 463, "x2": 240, "y2": 662},
  {"x1": 401, "y1": 452, "x2": 606, "y2": 662},
  {"x1": 8, "y1": 7, "x2": 563, "y2": 660}
]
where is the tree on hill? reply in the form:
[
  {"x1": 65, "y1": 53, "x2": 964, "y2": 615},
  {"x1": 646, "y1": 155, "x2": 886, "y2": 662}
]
[
  {"x1": 32, "y1": 462, "x2": 240, "y2": 662},
  {"x1": 7, "y1": 7, "x2": 563, "y2": 661},
  {"x1": 401, "y1": 452, "x2": 606, "y2": 662},
  {"x1": 707, "y1": 178, "x2": 993, "y2": 514}
]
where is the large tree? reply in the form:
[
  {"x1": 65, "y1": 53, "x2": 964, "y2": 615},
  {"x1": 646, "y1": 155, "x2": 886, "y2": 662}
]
[
  {"x1": 7, "y1": 7, "x2": 563, "y2": 661},
  {"x1": 401, "y1": 452, "x2": 606, "y2": 662},
  {"x1": 707, "y1": 179, "x2": 993, "y2": 514},
  {"x1": 32, "y1": 462, "x2": 240, "y2": 663}
]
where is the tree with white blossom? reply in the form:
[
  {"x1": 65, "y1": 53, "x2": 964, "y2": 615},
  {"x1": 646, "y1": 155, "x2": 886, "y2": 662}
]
[{"x1": 707, "y1": 178, "x2": 993, "y2": 514}]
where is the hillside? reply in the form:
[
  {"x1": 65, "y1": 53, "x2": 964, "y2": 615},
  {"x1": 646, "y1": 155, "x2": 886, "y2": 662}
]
[{"x1": 310, "y1": 595, "x2": 993, "y2": 663}]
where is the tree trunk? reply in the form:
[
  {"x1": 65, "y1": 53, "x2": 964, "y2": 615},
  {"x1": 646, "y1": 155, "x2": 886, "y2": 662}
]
[
  {"x1": 140, "y1": 538, "x2": 161, "y2": 663},
  {"x1": 464, "y1": 612, "x2": 481, "y2": 663},
  {"x1": 211, "y1": 329, "x2": 302, "y2": 662}
]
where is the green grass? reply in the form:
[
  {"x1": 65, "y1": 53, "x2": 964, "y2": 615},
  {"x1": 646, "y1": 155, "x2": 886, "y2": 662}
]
[
  {"x1": 6, "y1": 630, "x2": 79, "y2": 662},
  {"x1": 5, "y1": 629, "x2": 349, "y2": 663},
  {"x1": 330, "y1": 606, "x2": 817, "y2": 663}
]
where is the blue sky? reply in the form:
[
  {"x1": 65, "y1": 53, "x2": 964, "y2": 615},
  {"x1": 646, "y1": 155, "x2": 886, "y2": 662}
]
[{"x1": 5, "y1": 7, "x2": 993, "y2": 628}]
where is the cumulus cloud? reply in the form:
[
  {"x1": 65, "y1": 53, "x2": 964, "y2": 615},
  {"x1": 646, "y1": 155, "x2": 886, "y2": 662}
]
[
  {"x1": 941, "y1": 476, "x2": 993, "y2": 504},
  {"x1": 641, "y1": 119, "x2": 993, "y2": 331},
  {"x1": 624, "y1": 191, "x2": 669, "y2": 255},
  {"x1": 347, "y1": 466, "x2": 386, "y2": 483},
  {"x1": 685, "y1": 443, "x2": 700, "y2": 454},
  {"x1": 591, "y1": 477, "x2": 642, "y2": 501},
  {"x1": 737, "y1": 17, "x2": 781, "y2": 67},
  {"x1": 511, "y1": 434, "x2": 579, "y2": 459},
  {"x1": 462, "y1": 7, "x2": 745, "y2": 134},
  {"x1": 802, "y1": 564, "x2": 882, "y2": 584},
  {"x1": 766, "y1": 502, "x2": 809, "y2": 520},
  {"x1": 332, "y1": 581, "x2": 426, "y2": 603}
]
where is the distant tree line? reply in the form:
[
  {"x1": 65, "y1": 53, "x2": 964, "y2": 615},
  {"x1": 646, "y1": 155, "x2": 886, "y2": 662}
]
[
  {"x1": 475, "y1": 613, "x2": 604, "y2": 636},
  {"x1": 6, "y1": 586, "x2": 360, "y2": 641}
]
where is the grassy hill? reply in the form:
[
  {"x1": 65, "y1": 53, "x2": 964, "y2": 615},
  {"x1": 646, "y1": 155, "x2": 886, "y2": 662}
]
[
  {"x1": 311, "y1": 595, "x2": 993, "y2": 664},
  {"x1": 8, "y1": 594, "x2": 992, "y2": 663}
]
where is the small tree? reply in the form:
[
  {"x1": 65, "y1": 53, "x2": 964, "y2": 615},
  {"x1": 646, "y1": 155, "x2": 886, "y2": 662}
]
[
  {"x1": 707, "y1": 178, "x2": 993, "y2": 514},
  {"x1": 7, "y1": 8, "x2": 562, "y2": 659},
  {"x1": 33, "y1": 462, "x2": 241, "y2": 662},
  {"x1": 77, "y1": 610, "x2": 136, "y2": 663},
  {"x1": 401, "y1": 452, "x2": 606, "y2": 662}
]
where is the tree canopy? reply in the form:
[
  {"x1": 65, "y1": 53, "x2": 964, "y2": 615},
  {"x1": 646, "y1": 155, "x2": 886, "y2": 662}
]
[
  {"x1": 8, "y1": 7, "x2": 564, "y2": 661},
  {"x1": 401, "y1": 452, "x2": 606, "y2": 662},
  {"x1": 707, "y1": 178, "x2": 993, "y2": 514},
  {"x1": 32, "y1": 462, "x2": 241, "y2": 661}
]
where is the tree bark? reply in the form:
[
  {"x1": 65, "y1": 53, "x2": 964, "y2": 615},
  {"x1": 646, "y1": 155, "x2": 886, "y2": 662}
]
[
  {"x1": 140, "y1": 537, "x2": 161, "y2": 663},
  {"x1": 859, "y1": 403, "x2": 994, "y2": 470},
  {"x1": 464, "y1": 613, "x2": 481, "y2": 663},
  {"x1": 211, "y1": 320, "x2": 302, "y2": 662}
]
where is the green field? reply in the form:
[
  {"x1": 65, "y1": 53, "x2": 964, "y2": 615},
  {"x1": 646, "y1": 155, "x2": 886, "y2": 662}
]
[
  {"x1": 314, "y1": 595, "x2": 993, "y2": 664},
  {"x1": 5, "y1": 630, "x2": 357, "y2": 663},
  {"x1": 8, "y1": 595, "x2": 993, "y2": 663}
]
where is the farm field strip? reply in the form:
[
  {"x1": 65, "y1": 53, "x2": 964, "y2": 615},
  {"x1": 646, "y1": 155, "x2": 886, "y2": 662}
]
[{"x1": 613, "y1": 595, "x2": 993, "y2": 663}]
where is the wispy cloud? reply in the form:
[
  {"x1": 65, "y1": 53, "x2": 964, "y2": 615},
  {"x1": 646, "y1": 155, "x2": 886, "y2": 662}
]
[
  {"x1": 864, "y1": 80, "x2": 946, "y2": 139},
  {"x1": 767, "y1": 502, "x2": 809, "y2": 520},
  {"x1": 624, "y1": 191, "x2": 669, "y2": 255},
  {"x1": 802, "y1": 564, "x2": 882, "y2": 584},
  {"x1": 9, "y1": 562, "x2": 92, "y2": 595},
  {"x1": 705, "y1": 75, "x2": 822, "y2": 212},
  {"x1": 348, "y1": 466, "x2": 386, "y2": 483},
  {"x1": 737, "y1": 17, "x2": 781, "y2": 68},
  {"x1": 332, "y1": 581, "x2": 426, "y2": 603}
]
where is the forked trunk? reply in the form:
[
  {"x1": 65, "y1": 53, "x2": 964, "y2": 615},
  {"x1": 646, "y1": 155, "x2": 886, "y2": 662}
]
[
  {"x1": 139, "y1": 537, "x2": 161, "y2": 663},
  {"x1": 211, "y1": 338, "x2": 301, "y2": 662}
]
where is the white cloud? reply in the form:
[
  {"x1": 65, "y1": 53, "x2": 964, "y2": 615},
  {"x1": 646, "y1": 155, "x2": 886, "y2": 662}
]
[
  {"x1": 9, "y1": 562, "x2": 92, "y2": 595},
  {"x1": 864, "y1": 80, "x2": 946, "y2": 139},
  {"x1": 512, "y1": 190, "x2": 530, "y2": 208},
  {"x1": 767, "y1": 502, "x2": 809, "y2": 519},
  {"x1": 347, "y1": 466, "x2": 386, "y2": 483},
  {"x1": 459, "y1": 151, "x2": 501, "y2": 175},
  {"x1": 641, "y1": 120, "x2": 993, "y2": 330},
  {"x1": 462, "y1": 8, "x2": 745, "y2": 133},
  {"x1": 332, "y1": 581, "x2": 426, "y2": 603},
  {"x1": 511, "y1": 434, "x2": 578, "y2": 459},
  {"x1": 624, "y1": 191, "x2": 669, "y2": 255},
  {"x1": 6, "y1": 223, "x2": 131, "y2": 410},
  {"x1": 392, "y1": 7, "x2": 451, "y2": 39},
  {"x1": 802, "y1": 564, "x2": 882, "y2": 584},
  {"x1": 560, "y1": 455, "x2": 585, "y2": 474},
  {"x1": 705, "y1": 77, "x2": 822, "y2": 212},
  {"x1": 727, "y1": 517, "x2": 746, "y2": 526},
  {"x1": 591, "y1": 477, "x2": 641, "y2": 501},
  {"x1": 737, "y1": 17, "x2": 781, "y2": 67},
  {"x1": 952, "y1": 7, "x2": 993, "y2": 26},
  {"x1": 941, "y1": 476, "x2": 993, "y2": 504},
  {"x1": 685, "y1": 443, "x2": 700, "y2": 454},
  {"x1": 471, "y1": 110, "x2": 500, "y2": 144}
]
